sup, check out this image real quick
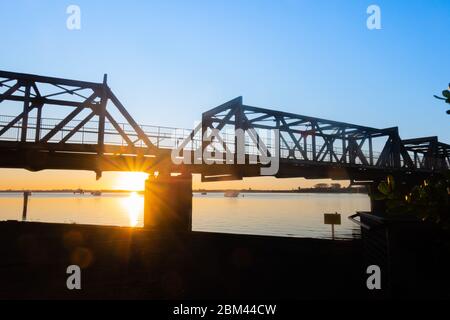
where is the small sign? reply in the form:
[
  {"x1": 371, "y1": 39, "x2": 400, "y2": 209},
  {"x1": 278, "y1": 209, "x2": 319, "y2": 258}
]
[{"x1": 324, "y1": 213, "x2": 341, "y2": 225}]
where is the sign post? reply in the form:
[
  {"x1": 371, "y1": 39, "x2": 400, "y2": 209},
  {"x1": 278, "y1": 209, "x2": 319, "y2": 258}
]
[{"x1": 324, "y1": 212, "x2": 341, "y2": 240}]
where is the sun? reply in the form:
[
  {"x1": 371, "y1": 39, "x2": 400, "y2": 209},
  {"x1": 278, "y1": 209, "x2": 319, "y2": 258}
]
[{"x1": 114, "y1": 172, "x2": 148, "y2": 191}]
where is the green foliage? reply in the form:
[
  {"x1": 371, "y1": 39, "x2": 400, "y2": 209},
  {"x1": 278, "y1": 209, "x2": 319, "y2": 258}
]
[
  {"x1": 434, "y1": 84, "x2": 450, "y2": 114},
  {"x1": 370, "y1": 172, "x2": 450, "y2": 228},
  {"x1": 443, "y1": 90, "x2": 450, "y2": 99}
]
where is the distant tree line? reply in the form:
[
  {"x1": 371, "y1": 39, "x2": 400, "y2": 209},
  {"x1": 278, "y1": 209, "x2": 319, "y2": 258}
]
[{"x1": 313, "y1": 183, "x2": 342, "y2": 189}]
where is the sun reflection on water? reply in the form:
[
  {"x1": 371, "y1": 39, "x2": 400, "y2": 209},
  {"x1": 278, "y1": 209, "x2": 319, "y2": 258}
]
[{"x1": 120, "y1": 192, "x2": 144, "y2": 227}]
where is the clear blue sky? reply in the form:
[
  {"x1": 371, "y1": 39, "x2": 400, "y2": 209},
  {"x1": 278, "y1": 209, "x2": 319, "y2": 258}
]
[{"x1": 1, "y1": 0, "x2": 449, "y2": 142}]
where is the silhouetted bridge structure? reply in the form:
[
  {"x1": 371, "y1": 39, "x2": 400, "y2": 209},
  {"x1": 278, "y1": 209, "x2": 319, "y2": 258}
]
[{"x1": 1, "y1": 71, "x2": 449, "y2": 230}]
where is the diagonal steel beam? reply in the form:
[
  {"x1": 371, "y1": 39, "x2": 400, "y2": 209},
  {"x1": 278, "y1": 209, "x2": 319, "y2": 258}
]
[
  {"x1": 105, "y1": 111, "x2": 135, "y2": 147},
  {"x1": 0, "y1": 81, "x2": 21, "y2": 103},
  {"x1": 106, "y1": 87, "x2": 155, "y2": 150},
  {"x1": 247, "y1": 114, "x2": 273, "y2": 123},
  {"x1": 280, "y1": 118, "x2": 308, "y2": 160},
  {"x1": 40, "y1": 106, "x2": 85, "y2": 143},
  {"x1": 376, "y1": 139, "x2": 393, "y2": 167},
  {"x1": 399, "y1": 144, "x2": 414, "y2": 169},
  {"x1": 351, "y1": 138, "x2": 369, "y2": 166},
  {"x1": 40, "y1": 93, "x2": 98, "y2": 143},
  {"x1": 59, "y1": 111, "x2": 96, "y2": 144},
  {"x1": 43, "y1": 85, "x2": 89, "y2": 99},
  {"x1": 246, "y1": 127, "x2": 272, "y2": 159},
  {"x1": 243, "y1": 112, "x2": 273, "y2": 158},
  {"x1": 31, "y1": 83, "x2": 41, "y2": 97},
  {"x1": 214, "y1": 108, "x2": 235, "y2": 131},
  {"x1": 0, "y1": 102, "x2": 41, "y2": 137},
  {"x1": 203, "y1": 96, "x2": 242, "y2": 119}
]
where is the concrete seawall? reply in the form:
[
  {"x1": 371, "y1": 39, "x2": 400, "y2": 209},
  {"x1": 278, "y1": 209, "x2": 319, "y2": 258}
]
[{"x1": 0, "y1": 221, "x2": 365, "y2": 299}]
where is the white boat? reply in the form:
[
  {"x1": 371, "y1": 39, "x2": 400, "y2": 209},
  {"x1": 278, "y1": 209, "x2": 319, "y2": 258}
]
[{"x1": 224, "y1": 191, "x2": 240, "y2": 198}]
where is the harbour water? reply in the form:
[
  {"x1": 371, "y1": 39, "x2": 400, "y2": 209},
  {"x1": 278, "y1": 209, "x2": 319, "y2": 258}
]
[{"x1": 0, "y1": 192, "x2": 370, "y2": 239}]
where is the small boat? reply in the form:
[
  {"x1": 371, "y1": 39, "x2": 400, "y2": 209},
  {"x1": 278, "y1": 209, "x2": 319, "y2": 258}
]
[
  {"x1": 73, "y1": 188, "x2": 84, "y2": 195},
  {"x1": 201, "y1": 192, "x2": 207, "y2": 195},
  {"x1": 91, "y1": 191, "x2": 102, "y2": 196},
  {"x1": 224, "y1": 190, "x2": 240, "y2": 198}
]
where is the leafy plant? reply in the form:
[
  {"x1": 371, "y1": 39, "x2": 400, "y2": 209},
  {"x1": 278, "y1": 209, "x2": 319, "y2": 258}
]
[
  {"x1": 371, "y1": 172, "x2": 450, "y2": 229},
  {"x1": 434, "y1": 83, "x2": 450, "y2": 115}
]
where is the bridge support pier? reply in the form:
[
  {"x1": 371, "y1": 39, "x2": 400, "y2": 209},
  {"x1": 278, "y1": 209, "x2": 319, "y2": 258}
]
[{"x1": 144, "y1": 174, "x2": 192, "y2": 232}]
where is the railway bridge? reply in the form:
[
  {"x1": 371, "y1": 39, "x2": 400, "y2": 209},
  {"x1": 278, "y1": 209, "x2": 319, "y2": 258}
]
[{"x1": 1, "y1": 70, "x2": 448, "y2": 231}]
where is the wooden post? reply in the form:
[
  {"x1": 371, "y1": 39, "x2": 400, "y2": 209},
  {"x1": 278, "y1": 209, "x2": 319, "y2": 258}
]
[{"x1": 22, "y1": 191, "x2": 31, "y2": 221}]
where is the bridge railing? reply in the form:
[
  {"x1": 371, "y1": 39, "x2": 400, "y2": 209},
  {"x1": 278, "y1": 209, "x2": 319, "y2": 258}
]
[
  {"x1": 0, "y1": 112, "x2": 445, "y2": 172},
  {"x1": 0, "y1": 114, "x2": 200, "y2": 150},
  {"x1": 0, "y1": 113, "x2": 390, "y2": 166},
  {"x1": 0, "y1": 110, "x2": 441, "y2": 172}
]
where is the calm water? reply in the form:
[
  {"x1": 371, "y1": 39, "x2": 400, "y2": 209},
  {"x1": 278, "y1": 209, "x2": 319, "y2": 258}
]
[{"x1": 0, "y1": 192, "x2": 370, "y2": 239}]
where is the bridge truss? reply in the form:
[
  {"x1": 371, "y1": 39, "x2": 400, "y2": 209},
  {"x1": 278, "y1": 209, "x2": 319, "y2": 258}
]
[
  {"x1": 198, "y1": 97, "x2": 449, "y2": 181},
  {"x1": 0, "y1": 70, "x2": 157, "y2": 153},
  {"x1": 0, "y1": 71, "x2": 449, "y2": 182}
]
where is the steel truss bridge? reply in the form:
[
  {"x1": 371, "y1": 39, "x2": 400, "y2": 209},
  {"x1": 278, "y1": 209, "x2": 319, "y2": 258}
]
[{"x1": 0, "y1": 70, "x2": 448, "y2": 184}]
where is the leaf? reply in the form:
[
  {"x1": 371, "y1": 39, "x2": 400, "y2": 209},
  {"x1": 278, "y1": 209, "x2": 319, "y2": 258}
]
[
  {"x1": 387, "y1": 175, "x2": 395, "y2": 190},
  {"x1": 378, "y1": 181, "x2": 390, "y2": 195}
]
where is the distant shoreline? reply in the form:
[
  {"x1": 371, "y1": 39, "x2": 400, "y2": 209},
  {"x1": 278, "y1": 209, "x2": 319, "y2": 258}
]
[
  {"x1": 0, "y1": 187, "x2": 368, "y2": 194},
  {"x1": 194, "y1": 188, "x2": 368, "y2": 194}
]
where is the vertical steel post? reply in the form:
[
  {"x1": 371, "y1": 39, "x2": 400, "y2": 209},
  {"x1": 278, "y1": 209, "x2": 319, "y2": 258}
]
[
  {"x1": 391, "y1": 129, "x2": 401, "y2": 168},
  {"x1": 35, "y1": 105, "x2": 42, "y2": 142},
  {"x1": 21, "y1": 84, "x2": 30, "y2": 142},
  {"x1": 312, "y1": 123, "x2": 317, "y2": 162},
  {"x1": 97, "y1": 74, "x2": 108, "y2": 154}
]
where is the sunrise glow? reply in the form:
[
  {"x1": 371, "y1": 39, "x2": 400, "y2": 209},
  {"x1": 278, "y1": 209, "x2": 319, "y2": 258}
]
[{"x1": 113, "y1": 172, "x2": 148, "y2": 191}]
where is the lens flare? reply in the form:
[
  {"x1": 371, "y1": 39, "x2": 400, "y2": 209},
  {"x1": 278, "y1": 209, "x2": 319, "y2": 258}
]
[
  {"x1": 114, "y1": 172, "x2": 148, "y2": 191},
  {"x1": 120, "y1": 191, "x2": 144, "y2": 227}
]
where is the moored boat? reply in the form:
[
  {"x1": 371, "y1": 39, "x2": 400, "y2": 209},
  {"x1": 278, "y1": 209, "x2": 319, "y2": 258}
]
[{"x1": 224, "y1": 190, "x2": 240, "y2": 198}]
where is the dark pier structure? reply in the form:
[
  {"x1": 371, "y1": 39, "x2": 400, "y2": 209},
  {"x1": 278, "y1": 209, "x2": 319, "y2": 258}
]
[{"x1": 0, "y1": 70, "x2": 449, "y2": 299}]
